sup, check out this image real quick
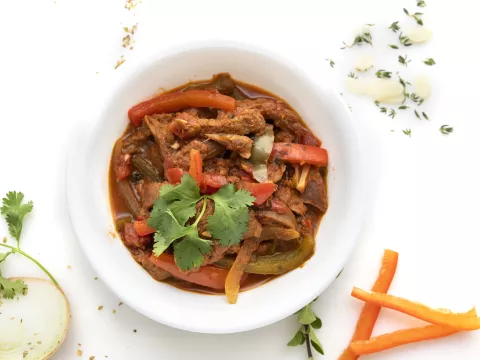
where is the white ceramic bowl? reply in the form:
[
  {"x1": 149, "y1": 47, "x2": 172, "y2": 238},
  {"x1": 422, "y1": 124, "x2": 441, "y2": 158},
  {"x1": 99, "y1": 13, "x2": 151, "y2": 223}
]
[{"x1": 67, "y1": 41, "x2": 364, "y2": 334}]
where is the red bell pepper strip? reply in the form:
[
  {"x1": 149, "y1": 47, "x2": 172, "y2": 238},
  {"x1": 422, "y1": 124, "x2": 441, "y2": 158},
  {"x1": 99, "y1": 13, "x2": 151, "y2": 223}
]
[
  {"x1": 240, "y1": 182, "x2": 277, "y2": 206},
  {"x1": 128, "y1": 90, "x2": 236, "y2": 126},
  {"x1": 270, "y1": 143, "x2": 328, "y2": 167},
  {"x1": 149, "y1": 253, "x2": 228, "y2": 290},
  {"x1": 189, "y1": 149, "x2": 203, "y2": 187},
  {"x1": 133, "y1": 219, "x2": 155, "y2": 236},
  {"x1": 166, "y1": 168, "x2": 184, "y2": 184}
]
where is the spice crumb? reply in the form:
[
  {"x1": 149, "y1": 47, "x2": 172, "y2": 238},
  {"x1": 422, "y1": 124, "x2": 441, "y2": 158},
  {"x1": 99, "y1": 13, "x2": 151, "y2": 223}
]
[
  {"x1": 98, "y1": 306, "x2": 103, "y2": 311},
  {"x1": 78, "y1": 343, "x2": 82, "y2": 347},
  {"x1": 94, "y1": 277, "x2": 98, "y2": 281},
  {"x1": 23, "y1": 350, "x2": 28, "y2": 358},
  {"x1": 112, "y1": 309, "x2": 117, "y2": 314},
  {"x1": 67, "y1": 265, "x2": 72, "y2": 269},
  {"x1": 2, "y1": 237, "x2": 6, "y2": 243},
  {"x1": 77, "y1": 350, "x2": 83, "y2": 356},
  {"x1": 114, "y1": 57, "x2": 126, "y2": 70},
  {"x1": 118, "y1": 301, "x2": 123, "y2": 306},
  {"x1": 133, "y1": 329, "x2": 137, "y2": 333},
  {"x1": 90, "y1": 357, "x2": 95, "y2": 360}
]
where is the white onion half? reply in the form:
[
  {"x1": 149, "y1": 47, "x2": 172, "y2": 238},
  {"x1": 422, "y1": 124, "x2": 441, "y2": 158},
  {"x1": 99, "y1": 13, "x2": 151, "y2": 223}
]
[{"x1": 0, "y1": 278, "x2": 70, "y2": 360}]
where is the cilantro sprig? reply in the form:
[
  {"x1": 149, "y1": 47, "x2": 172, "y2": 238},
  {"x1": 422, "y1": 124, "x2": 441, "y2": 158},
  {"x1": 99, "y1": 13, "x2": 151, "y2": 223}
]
[
  {"x1": 288, "y1": 300, "x2": 324, "y2": 357},
  {"x1": 0, "y1": 191, "x2": 58, "y2": 298},
  {"x1": 148, "y1": 175, "x2": 254, "y2": 271}
]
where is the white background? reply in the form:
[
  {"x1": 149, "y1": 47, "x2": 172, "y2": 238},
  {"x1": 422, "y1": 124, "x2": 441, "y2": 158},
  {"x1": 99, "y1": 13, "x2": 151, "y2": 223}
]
[{"x1": 1, "y1": 0, "x2": 479, "y2": 359}]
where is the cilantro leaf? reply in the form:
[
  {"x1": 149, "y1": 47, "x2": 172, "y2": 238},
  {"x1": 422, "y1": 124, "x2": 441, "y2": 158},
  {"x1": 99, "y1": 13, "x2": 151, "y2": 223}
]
[
  {"x1": 151, "y1": 210, "x2": 190, "y2": 257},
  {"x1": 0, "y1": 275, "x2": 27, "y2": 299},
  {"x1": 174, "y1": 229, "x2": 212, "y2": 271},
  {"x1": 207, "y1": 185, "x2": 254, "y2": 246},
  {"x1": 1, "y1": 191, "x2": 33, "y2": 242}
]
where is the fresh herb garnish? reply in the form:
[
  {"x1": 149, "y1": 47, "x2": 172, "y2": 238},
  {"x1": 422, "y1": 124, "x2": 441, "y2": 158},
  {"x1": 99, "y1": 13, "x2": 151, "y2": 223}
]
[
  {"x1": 423, "y1": 58, "x2": 436, "y2": 66},
  {"x1": 403, "y1": 128, "x2": 412, "y2": 137},
  {"x1": 398, "y1": 105, "x2": 409, "y2": 110},
  {"x1": 341, "y1": 31, "x2": 372, "y2": 49},
  {"x1": 409, "y1": 93, "x2": 423, "y2": 104},
  {"x1": 440, "y1": 125, "x2": 454, "y2": 135},
  {"x1": 389, "y1": 44, "x2": 399, "y2": 49},
  {"x1": 398, "y1": 54, "x2": 411, "y2": 67},
  {"x1": 417, "y1": 0, "x2": 426, "y2": 8},
  {"x1": 422, "y1": 112, "x2": 429, "y2": 120},
  {"x1": 325, "y1": 59, "x2": 335, "y2": 68},
  {"x1": 380, "y1": 107, "x2": 388, "y2": 114},
  {"x1": 348, "y1": 72, "x2": 358, "y2": 79},
  {"x1": 389, "y1": 21, "x2": 400, "y2": 33},
  {"x1": 288, "y1": 300, "x2": 324, "y2": 357},
  {"x1": 414, "y1": 109, "x2": 421, "y2": 119},
  {"x1": 375, "y1": 70, "x2": 392, "y2": 79},
  {"x1": 0, "y1": 192, "x2": 58, "y2": 299},
  {"x1": 388, "y1": 109, "x2": 397, "y2": 119},
  {"x1": 148, "y1": 175, "x2": 254, "y2": 271},
  {"x1": 403, "y1": 8, "x2": 424, "y2": 26},
  {"x1": 399, "y1": 32, "x2": 412, "y2": 47}
]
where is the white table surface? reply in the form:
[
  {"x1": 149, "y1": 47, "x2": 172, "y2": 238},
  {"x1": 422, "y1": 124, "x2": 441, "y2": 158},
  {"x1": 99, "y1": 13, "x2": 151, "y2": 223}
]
[{"x1": 1, "y1": 0, "x2": 479, "y2": 359}]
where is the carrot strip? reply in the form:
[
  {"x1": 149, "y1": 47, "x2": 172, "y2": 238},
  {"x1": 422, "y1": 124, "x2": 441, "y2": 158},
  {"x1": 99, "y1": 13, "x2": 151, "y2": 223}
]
[
  {"x1": 338, "y1": 249, "x2": 398, "y2": 360},
  {"x1": 349, "y1": 325, "x2": 459, "y2": 355},
  {"x1": 351, "y1": 287, "x2": 480, "y2": 330}
]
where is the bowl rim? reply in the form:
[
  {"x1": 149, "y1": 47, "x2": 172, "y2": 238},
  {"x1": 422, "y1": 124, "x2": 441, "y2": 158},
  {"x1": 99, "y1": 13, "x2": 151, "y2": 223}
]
[{"x1": 66, "y1": 40, "x2": 366, "y2": 334}]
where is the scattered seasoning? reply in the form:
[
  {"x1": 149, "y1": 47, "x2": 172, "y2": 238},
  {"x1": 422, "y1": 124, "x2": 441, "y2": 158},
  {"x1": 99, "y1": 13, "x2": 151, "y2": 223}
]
[
  {"x1": 67, "y1": 265, "x2": 72, "y2": 269},
  {"x1": 417, "y1": 0, "x2": 426, "y2": 7},
  {"x1": 37, "y1": 341, "x2": 42, "y2": 344},
  {"x1": 78, "y1": 343, "x2": 82, "y2": 347},
  {"x1": 20, "y1": 318, "x2": 23, "y2": 323},
  {"x1": 389, "y1": 44, "x2": 399, "y2": 49},
  {"x1": 422, "y1": 112, "x2": 429, "y2": 120},
  {"x1": 23, "y1": 350, "x2": 28, "y2": 358},
  {"x1": 389, "y1": 21, "x2": 400, "y2": 33},
  {"x1": 423, "y1": 58, "x2": 436, "y2": 66},
  {"x1": 325, "y1": 59, "x2": 335, "y2": 68},
  {"x1": 380, "y1": 107, "x2": 387, "y2": 114},
  {"x1": 124, "y1": 0, "x2": 139, "y2": 11},
  {"x1": 403, "y1": 128, "x2": 412, "y2": 137},
  {"x1": 403, "y1": 8, "x2": 424, "y2": 26},
  {"x1": 440, "y1": 125, "x2": 454, "y2": 135},
  {"x1": 114, "y1": 57, "x2": 126, "y2": 70},
  {"x1": 108, "y1": 231, "x2": 117, "y2": 238},
  {"x1": 98, "y1": 305, "x2": 103, "y2": 311},
  {"x1": 388, "y1": 109, "x2": 397, "y2": 119},
  {"x1": 122, "y1": 24, "x2": 138, "y2": 50},
  {"x1": 94, "y1": 277, "x2": 98, "y2": 280},
  {"x1": 398, "y1": 54, "x2": 411, "y2": 67},
  {"x1": 78, "y1": 350, "x2": 83, "y2": 356},
  {"x1": 347, "y1": 72, "x2": 358, "y2": 79},
  {"x1": 133, "y1": 329, "x2": 137, "y2": 333},
  {"x1": 398, "y1": 105, "x2": 409, "y2": 110},
  {"x1": 118, "y1": 301, "x2": 123, "y2": 306},
  {"x1": 112, "y1": 309, "x2": 117, "y2": 314},
  {"x1": 414, "y1": 109, "x2": 421, "y2": 119},
  {"x1": 375, "y1": 70, "x2": 392, "y2": 79},
  {"x1": 341, "y1": 29, "x2": 373, "y2": 49},
  {"x1": 90, "y1": 357, "x2": 96, "y2": 360},
  {"x1": 2, "y1": 237, "x2": 6, "y2": 243},
  {"x1": 399, "y1": 32, "x2": 412, "y2": 46}
]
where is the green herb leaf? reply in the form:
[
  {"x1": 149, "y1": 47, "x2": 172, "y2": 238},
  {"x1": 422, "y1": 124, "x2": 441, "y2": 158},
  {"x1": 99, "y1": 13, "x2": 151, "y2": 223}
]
[
  {"x1": 414, "y1": 109, "x2": 421, "y2": 119},
  {"x1": 309, "y1": 326, "x2": 324, "y2": 355},
  {"x1": 348, "y1": 72, "x2": 357, "y2": 79},
  {"x1": 207, "y1": 185, "x2": 254, "y2": 246},
  {"x1": 422, "y1": 112, "x2": 429, "y2": 120},
  {"x1": 341, "y1": 31, "x2": 372, "y2": 49},
  {"x1": 0, "y1": 275, "x2": 27, "y2": 299},
  {"x1": 151, "y1": 210, "x2": 191, "y2": 257},
  {"x1": 403, "y1": 128, "x2": 412, "y2": 137},
  {"x1": 298, "y1": 304, "x2": 316, "y2": 325},
  {"x1": 1, "y1": 192, "x2": 33, "y2": 242},
  {"x1": 325, "y1": 59, "x2": 335, "y2": 68},
  {"x1": 173, "y1": 229, "x2": 212, "y2": 270},
  {"x1": 287, "y1": 329, "x2": 306, "y2": 347},
  {"x1": 389, "y1": 21, "x2": 400, "y2": 33},
  {"x1": 375, "y1": 70, "x2": 392, "y2": 79},
  {"x1": 398, "y1": 105, "x2": 409, "y2": 110},
  {"x1": 380, "y1": 107, "x2": 388, "y2": 114},
  {"x1": 423, "y1": 58, "x2": 436, "y2": 66},
  {"x1": 398, "y1": 54, "x2": 411, "y2": 67},
  {"x1": 399, "y1": 32, "x2": 412, "y2": 47},
  {"x1": 311, "y1": 316, "x2": 323, "y2": 329},
  {"x1": 389, "y1": 44, "x2": 399, "y2": 49},
  {"x1": 388, "y1": 109, "x2": 397, "y2": 119},
  {"x1": 440, "y1": 125, "x2": 454, "y2": 135},
  {"x1": 417, "y1": 0, "x2": 426, "y2": 7}
]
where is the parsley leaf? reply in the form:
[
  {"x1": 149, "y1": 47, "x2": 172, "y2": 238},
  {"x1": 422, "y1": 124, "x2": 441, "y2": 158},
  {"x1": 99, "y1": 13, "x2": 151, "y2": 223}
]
[
  {"x1": 1, "y1": 191, "x2": 33, "y2": 242},
  {"x1": 0, "y1": 274, "x2": 27, "y2": 299},
  {"x1": 207, "y1": 185, "x2": 254, "y2": 246}
]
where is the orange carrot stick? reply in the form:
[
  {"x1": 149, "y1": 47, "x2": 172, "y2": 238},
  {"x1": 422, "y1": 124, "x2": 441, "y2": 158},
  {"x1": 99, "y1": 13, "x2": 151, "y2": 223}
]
[
  {"x1": 349, "y1": 325, "x2": 459, "y2": 355},
  {"x1": 338, "y1": 249, "x2": 399, "y2": 360},
  {"x1": 351, "y1": 287, "x2": 480, "y2": 330}
]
